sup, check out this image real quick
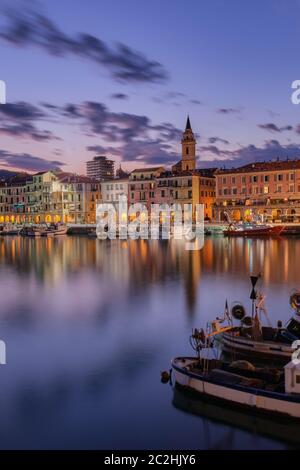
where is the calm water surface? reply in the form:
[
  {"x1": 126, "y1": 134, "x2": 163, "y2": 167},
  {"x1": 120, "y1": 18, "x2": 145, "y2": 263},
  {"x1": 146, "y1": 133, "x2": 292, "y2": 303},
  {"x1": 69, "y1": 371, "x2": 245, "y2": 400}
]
[{"x1": 0, "y1": 235, "x2": 299, "y2": 449}]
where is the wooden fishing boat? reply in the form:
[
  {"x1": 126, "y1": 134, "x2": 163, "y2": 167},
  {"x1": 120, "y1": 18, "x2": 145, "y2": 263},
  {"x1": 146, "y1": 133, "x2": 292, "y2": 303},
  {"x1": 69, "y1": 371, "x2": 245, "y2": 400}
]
[
  {"x1": 0, "y1": 224, "x2": 22, "y2": 235},
  {"x1": 223, "y1": 222, "x2": 284, "y2": 237},
  {"x1": 41, "y1": 223, "x2": 67, "y2": 236},
  {"x1": 217, "y1": 276, "x2": 300, "y2": 364},
  {"x1": 20, "y1": 225, "x2": 45, "y2": 237},
  {"x1": 172, "y1": 356, "x2": 300, "y2": 419}
]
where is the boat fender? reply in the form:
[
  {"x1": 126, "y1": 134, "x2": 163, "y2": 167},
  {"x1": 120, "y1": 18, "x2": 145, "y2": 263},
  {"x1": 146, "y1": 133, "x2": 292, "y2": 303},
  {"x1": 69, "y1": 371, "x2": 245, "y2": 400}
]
[{"x1": 161, "y1": 369, "x2": 172, "y2": 384}]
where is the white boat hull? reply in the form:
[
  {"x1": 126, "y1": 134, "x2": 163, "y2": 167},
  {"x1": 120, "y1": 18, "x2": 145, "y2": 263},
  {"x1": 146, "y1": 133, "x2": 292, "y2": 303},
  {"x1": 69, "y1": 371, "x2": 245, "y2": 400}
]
[
  {"x1": 220, "y1": 331, "x2": 292, "y2": 361},
  {"x1": 172, "y1": 358, "x2": 300, "y2": 419}
]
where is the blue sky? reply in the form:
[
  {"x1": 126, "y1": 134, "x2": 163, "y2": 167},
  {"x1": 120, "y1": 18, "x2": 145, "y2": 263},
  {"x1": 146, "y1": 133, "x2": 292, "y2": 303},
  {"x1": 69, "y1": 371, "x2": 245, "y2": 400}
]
[{"x1": 1, "y1": 0, "x2": 300, "y2": 173}]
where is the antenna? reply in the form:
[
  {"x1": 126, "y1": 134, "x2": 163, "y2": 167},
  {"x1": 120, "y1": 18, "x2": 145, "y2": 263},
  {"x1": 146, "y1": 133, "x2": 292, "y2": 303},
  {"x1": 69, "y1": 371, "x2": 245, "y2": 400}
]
[{"x1": 250, "y1": 274, "x2": 260, "y2": 317}]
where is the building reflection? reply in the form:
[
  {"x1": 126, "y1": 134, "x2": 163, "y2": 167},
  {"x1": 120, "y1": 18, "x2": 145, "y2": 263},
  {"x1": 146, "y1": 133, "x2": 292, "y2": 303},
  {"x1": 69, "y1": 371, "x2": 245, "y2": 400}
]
[{"x1": 0, "y1": 236, "x2": 299, "y2": 317}]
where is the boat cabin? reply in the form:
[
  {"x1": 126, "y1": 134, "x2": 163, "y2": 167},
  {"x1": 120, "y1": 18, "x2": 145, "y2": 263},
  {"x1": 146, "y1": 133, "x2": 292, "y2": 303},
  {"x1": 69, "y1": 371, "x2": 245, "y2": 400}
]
[{"x1": 285, "y1": 361, "x2": 300, "y2": 394}]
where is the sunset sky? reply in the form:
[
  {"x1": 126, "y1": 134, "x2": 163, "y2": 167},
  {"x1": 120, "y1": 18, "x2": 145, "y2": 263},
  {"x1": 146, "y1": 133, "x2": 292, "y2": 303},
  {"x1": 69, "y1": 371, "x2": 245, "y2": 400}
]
[{"x1": 1, "y1": 0, "x2": 300, "y2": 174}]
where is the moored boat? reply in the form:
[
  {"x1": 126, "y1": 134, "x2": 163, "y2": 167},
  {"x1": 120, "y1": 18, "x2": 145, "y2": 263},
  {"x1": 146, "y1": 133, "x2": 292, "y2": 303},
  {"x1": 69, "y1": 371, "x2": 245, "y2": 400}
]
[
  {"x1": 0, "y1": 224, "x2": 22, "y2": 235},
  {"x1": 20, "y1": 225, "x2": 45, "y2": 237},
  {"x1": 172, "y1": 355, "x2": 300, "y2": 419},
  {"x1": 41, "y1": 223, "x2": 67, "y2": 237},
  {"x1": 218, "y1": 276, "x2": 300, "y2": 363},
  {"x1": 223, "y1": 222, "x2": 284, "y2": 237}
]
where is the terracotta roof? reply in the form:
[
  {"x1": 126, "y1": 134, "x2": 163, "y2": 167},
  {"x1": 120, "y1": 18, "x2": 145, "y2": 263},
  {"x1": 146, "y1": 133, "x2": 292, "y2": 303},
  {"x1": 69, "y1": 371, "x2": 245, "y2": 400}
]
[
  {"x1": 159, "y1": 168, "x2": 216, "y2": 179},
  {"x1": 58, "y1": 173, "x2": 98, "y2": 183},
  {"x1": 131, "y1": 166, "x2": 164, "y2": 173},
  {"x1": 217, "y1": 159, "x2": 300, "y2": 174}
]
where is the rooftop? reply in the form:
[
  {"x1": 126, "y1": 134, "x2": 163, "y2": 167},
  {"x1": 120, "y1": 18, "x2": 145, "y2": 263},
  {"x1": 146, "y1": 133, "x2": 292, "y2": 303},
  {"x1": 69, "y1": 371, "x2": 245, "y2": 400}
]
[
  {"x1": 131, "y1": 166, "x2": 164, "y2": 173},
  {"x1": 217, "y1": 159, "x2": 300, "y2": 174}
]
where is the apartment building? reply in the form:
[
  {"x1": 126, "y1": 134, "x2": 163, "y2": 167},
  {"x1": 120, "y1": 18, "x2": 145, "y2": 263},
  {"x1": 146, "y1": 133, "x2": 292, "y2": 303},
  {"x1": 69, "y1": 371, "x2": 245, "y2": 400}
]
[{"x1": 215, "y1": 159, "x2": 300, "y2": 222}]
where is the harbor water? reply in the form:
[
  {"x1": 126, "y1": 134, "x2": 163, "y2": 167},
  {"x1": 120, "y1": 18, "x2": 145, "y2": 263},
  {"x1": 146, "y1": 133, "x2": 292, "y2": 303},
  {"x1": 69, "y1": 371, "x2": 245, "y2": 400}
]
[{"x1": 0, "y1": 235, "x2": 299, "y2": 449}]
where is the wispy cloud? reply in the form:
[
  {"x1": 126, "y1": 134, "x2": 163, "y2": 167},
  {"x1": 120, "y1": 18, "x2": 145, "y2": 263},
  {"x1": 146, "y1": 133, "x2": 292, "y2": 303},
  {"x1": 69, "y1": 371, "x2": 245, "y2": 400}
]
[
  {"x1": 208, "y1": 136, "x2": 229, "y2": 145},
  {"x1": 200, "y1": 140, "x2": 300, "y2": 168},
  {"x1": 217, "y1": 107, "x2": 242, "y2": 115},
  {"x1": 0, "y1": 149, "x2": 65, "y2": 172},
  {"x1": 110, "y1": 93, "x2": 129, "y2": 100},
  {"x1": 0, "y1": 7, "x2": 168, "y2": 84},
  {"x1": 0, "y1": 101, "x2": 59, "y2": 141},
  {"x1": 258, "y1": 122, "x2": 293, "y2": 133}
]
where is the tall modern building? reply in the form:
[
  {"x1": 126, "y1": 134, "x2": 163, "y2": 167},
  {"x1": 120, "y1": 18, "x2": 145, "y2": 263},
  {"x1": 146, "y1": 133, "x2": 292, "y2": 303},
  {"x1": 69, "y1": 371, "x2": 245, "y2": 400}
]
[{"x1": 86, "y1": 155, "x2": 115, "y2": 181}]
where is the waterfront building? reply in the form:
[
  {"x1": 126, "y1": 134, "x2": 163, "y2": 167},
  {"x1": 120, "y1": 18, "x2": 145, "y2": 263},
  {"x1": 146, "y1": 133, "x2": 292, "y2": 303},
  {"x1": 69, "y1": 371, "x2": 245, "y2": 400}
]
[
  {"x1": 126, "y1": 117, "x2": 216, "y2": 219},
  {"x1": 156, "y1": 117, "x2": 216, "y2": 219},
  {"x1": 0, "y1": 171, "x2": 101, "y2": 224},
  {"x1": 54, "y1": 173, "x2": 101, "y2": 224},
  {"x1": 214, "y1": 159, "x2": 300, "y2": 222},
  {"x1": 86, "y1": 155, "x2": 115, "y2": 181},
  {"x1": 155, "y1": 169, "x2": 215, "y2": 220},
  {"x1": 101, "y1": 177, "x2": 129, "y2": 206},
  {"x1": 128, "y1": 167, "x2": 165, "y2": 212}
]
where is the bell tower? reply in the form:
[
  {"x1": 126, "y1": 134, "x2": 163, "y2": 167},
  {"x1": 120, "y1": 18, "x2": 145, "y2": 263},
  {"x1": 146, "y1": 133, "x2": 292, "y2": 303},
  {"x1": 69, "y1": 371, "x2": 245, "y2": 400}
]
[{"x1": 181, "y1": 116, "x2": 196, "y2": 171}]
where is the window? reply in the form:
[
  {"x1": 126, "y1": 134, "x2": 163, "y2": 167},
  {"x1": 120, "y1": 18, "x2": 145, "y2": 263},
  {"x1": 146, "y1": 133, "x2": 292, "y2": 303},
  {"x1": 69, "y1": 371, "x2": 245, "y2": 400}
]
[
  {"x1": 188, "y1": 190, "x2": 192, "y2": 199},
  {"x1": 264, "y1": 186, "x2": 269, "y2": 194},
  {"x1": 241, "y1": 176, "x2": 246, "y2": 184},
  {"x1": 290, "y1": 173, "x2": 295, "y2": 181},
  {"x1": 232, "y1": 177, "x2": 236, "y2": 184},
  {"x1": 232, "y1": 188, "x2": 237, "y2": 195},
  {"x1": 222, "y1": 177, "x2": 227, "y2": 184},
  {"x1": 264, "y1": 175, "x2": 269, "y2": 182},
  {"x1": 251, "y1": 175, "x2": 258, "y2": 183},
  {"x1": 186, "y1": 147, "x2": 189, "y2": 155},
  {"x1": 296, "y1": 376, "x2": 300, "y2": 385},
  {"x1": 161, "y1": 190, "x2": 165, "y2": 197},
  {"x1": 277, "y1": 174, "x2": 283, "y2": 181},
  {"x1": 277, "y1": 185, "x2": 282, "y2": 193}
]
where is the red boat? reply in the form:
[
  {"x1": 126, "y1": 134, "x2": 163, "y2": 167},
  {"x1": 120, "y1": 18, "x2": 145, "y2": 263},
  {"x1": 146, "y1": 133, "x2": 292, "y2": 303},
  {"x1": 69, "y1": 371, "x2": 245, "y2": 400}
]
[{"x1": 223, "y1": 223, "x2": 285, "y2": 237}]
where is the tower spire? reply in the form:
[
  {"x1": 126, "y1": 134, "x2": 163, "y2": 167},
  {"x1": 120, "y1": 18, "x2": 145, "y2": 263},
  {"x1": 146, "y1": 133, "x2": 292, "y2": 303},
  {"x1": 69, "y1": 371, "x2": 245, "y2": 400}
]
[
  {"x1": 185, "y1": 115, "x2": 192, "y2": 131},
  {"x1": 181, "y1": 115, "x2": 196, "y2": 171}
]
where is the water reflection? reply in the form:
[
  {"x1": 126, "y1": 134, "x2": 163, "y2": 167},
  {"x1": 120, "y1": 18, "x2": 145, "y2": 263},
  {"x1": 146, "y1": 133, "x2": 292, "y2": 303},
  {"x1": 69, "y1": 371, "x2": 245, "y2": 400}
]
[{"x1": 0, "y1": 236, "x2": 298, "y2": 448}]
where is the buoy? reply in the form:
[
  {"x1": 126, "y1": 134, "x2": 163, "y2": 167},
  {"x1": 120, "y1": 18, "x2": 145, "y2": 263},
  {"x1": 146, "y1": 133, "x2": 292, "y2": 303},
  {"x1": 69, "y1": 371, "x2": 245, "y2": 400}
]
[{"x1": 161, "y1": 370, "x2": 170, "y2": 383}]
